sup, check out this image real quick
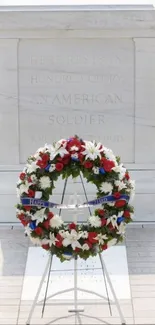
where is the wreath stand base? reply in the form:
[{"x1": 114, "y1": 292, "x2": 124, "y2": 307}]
[
  {"x1": 26, "y1": 253, "x2": 126, "y2": 325},
  {"x1": 25, "y1": 177, "x2": 126, "y2": 325}
]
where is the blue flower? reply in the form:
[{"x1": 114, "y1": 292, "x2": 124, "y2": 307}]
[
  {"x1": 45, "y1": 164, "x2": 51, "y2": 171},
  {"x1": 117, "y1": 217, "x2": 125, "y2": 225},
  {"x1": 99, "y1": 167, "x2": 106, "y2": 175},
  {"x1": 29, "y1": 221, "x2": 37, "y2": 230},
  {"x1": 71, "y1": 157, "x2": 79, "y2": 162}
]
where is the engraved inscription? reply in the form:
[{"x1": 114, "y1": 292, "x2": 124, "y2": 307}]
[
  {"x1": 19, "y1": 39, "x2": 134, "y2": 163},
  {"x1": 32, "y1": 93, "x2": 122, "y2": 106},
  {"x1": 31, "y1": 54, "x2": 121, "y2": 67},
  {"x1": 30, "y1": 73, "x2": 123, "y2": 85},
  {"x1": 48, "y1": 114, "x2": 104, "y2": 125}
]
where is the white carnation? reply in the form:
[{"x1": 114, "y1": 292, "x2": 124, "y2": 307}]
[
  {"x1": 100, "y1": 182, "x2": 113, "y2": 194},
  {"x1": 88, "y1": 215, "x2": 101, "y2": 228},
  {"x1": 49, "y1": 215, "x2": 63, "y2": 229},
  {"x1": 39, "y1": 176, "x2": 51, "y2": 189}
]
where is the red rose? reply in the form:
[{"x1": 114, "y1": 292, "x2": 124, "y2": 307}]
[
  {"x1": 27, "y1": 177, "x2": 32, "y2": 183},
  {"x1": 34, "y1": 228, "x2": 42, "y2": 236},
  {"x1": 115, "y1": 200, "x2": 126, "y2": 208},
  {"x1": 36, "y1": 160, "x2": 47, "y2": 169},
  {"x1": 67, "y1": 138, "x2": 82, "y2": 151},
  {"x1": 42, "y1": 244, "x2": 50, "y2": 250},
  {"x1": 88, "y1": 232, "x2": 98, "y2": 244},
  {"x1": 47, "y1": 212, "x2": 54, "y2": 220},
  {"x1": 18, "y1": 213, "x2": 29, "y2": 226},
  {"x1": 84, "y1": 161, "x2": 93, "y2": 169},
  {"x1": 43, "y1": 220, "x2": 50, "y2": 229},
  {"x1": 62, "y1": 154, "x2": 70, "y2": 165},
  {"x1": 124, "y1": 210, "x2": 130, "y2": 218},
  {"x1": 55, "y1": 162, "x2": 64, "y2": 171},
  {"x1": 98, "y1": 209, "x2": 105, "y2": 217},
  {"x1": 125, "y1": 172, "x2": 130, "y2": 180},
  {"x1": 28, "y1": 189, "x2": 35, "y2": 198},
  {"x1": 101, "y1": 158, "x2": 115, "y2": 172},
  {"x1": 101, "y1": 244, "x2": 108, "y2": 251},
  {"x1": 35, "y1": 227, "x2": 43, "y2": 236},
  {"x1": 41, "y1": 153, "x2": 49, "y2": 162},
  {"x1": 101, "y1": 218, "x2": 107, "y2": 226},
  {"x1": 24, "y1": 206, "x2": 31, "y2": 211},
  {"x1": 55, "y1": 234, "x2": 63, "y2": 248},
  {"x1": 113, "y1": 192, "x2": 121, "y2": 199},
  {"x1": 20, "y1": 172, "x2": 26, "y2": 180},
  {"x1": 69, "y1": 223, "x2": 76, "y2": 230}
]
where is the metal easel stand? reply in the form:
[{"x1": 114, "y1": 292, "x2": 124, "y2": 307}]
[
  {"x1": 26, "y1": 176, "x2": 126, "y2": 325},
  {"x1": 26, "y1": 253, "x2": 126, "y2": 325}
]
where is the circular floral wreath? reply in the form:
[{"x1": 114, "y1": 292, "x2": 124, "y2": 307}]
[{"x1": 16, "y1": 136, "x2": 135, "y2": 262}]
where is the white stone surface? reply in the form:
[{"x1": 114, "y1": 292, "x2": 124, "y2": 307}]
[
  {"x1": 0, "y1": 7, "x2": 154, "y2": 222},
  {"x1": 21, "y1": 246, "x2": 131, "y2": 301}
]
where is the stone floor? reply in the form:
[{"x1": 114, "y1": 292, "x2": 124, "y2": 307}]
[{"x1": 0, "y1": 224, "x2": 155, "y2": 325}]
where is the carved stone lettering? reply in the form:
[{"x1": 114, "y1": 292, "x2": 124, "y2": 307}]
[{"x1": 19, "y1": 39, "x2": 134, "y2": 163}]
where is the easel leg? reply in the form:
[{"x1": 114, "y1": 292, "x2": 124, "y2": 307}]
[
  {"x1": 74, "y1": 257, "x2": 82, "y2": 325},
  {"x1": 26, "y1": 255, "x2": 52, "y2": 325},
  {"x1": 99, "y1": 253, "x2": 126, "y2": 325}
]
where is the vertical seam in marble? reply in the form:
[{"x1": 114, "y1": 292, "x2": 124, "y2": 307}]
[
  {"x1": 133, "y1": 37, "x2": 136, "y2": 164},
  {"x1": 17, "y1": 39, "x2": 21, "y2": 166}
]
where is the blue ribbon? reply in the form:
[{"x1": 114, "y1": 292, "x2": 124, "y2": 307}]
[
  {"x1": 21, "y1": 194, "x2": 129, "y2": 209},
  {"x1": 21, "y1": 197, "x2": 58, "y2": 208},
  {"x1": 83, "y1": 194, "x2": 129, "y2": 206}
]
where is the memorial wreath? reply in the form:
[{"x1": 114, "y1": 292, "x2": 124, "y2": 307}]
[{"x1": 16, "y1": 136, "x2": 135, "y2": 261}]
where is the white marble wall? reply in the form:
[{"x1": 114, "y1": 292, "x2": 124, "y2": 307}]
[{"x1": 0, "y1": 7, "x2": 154, "y2": 222}]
